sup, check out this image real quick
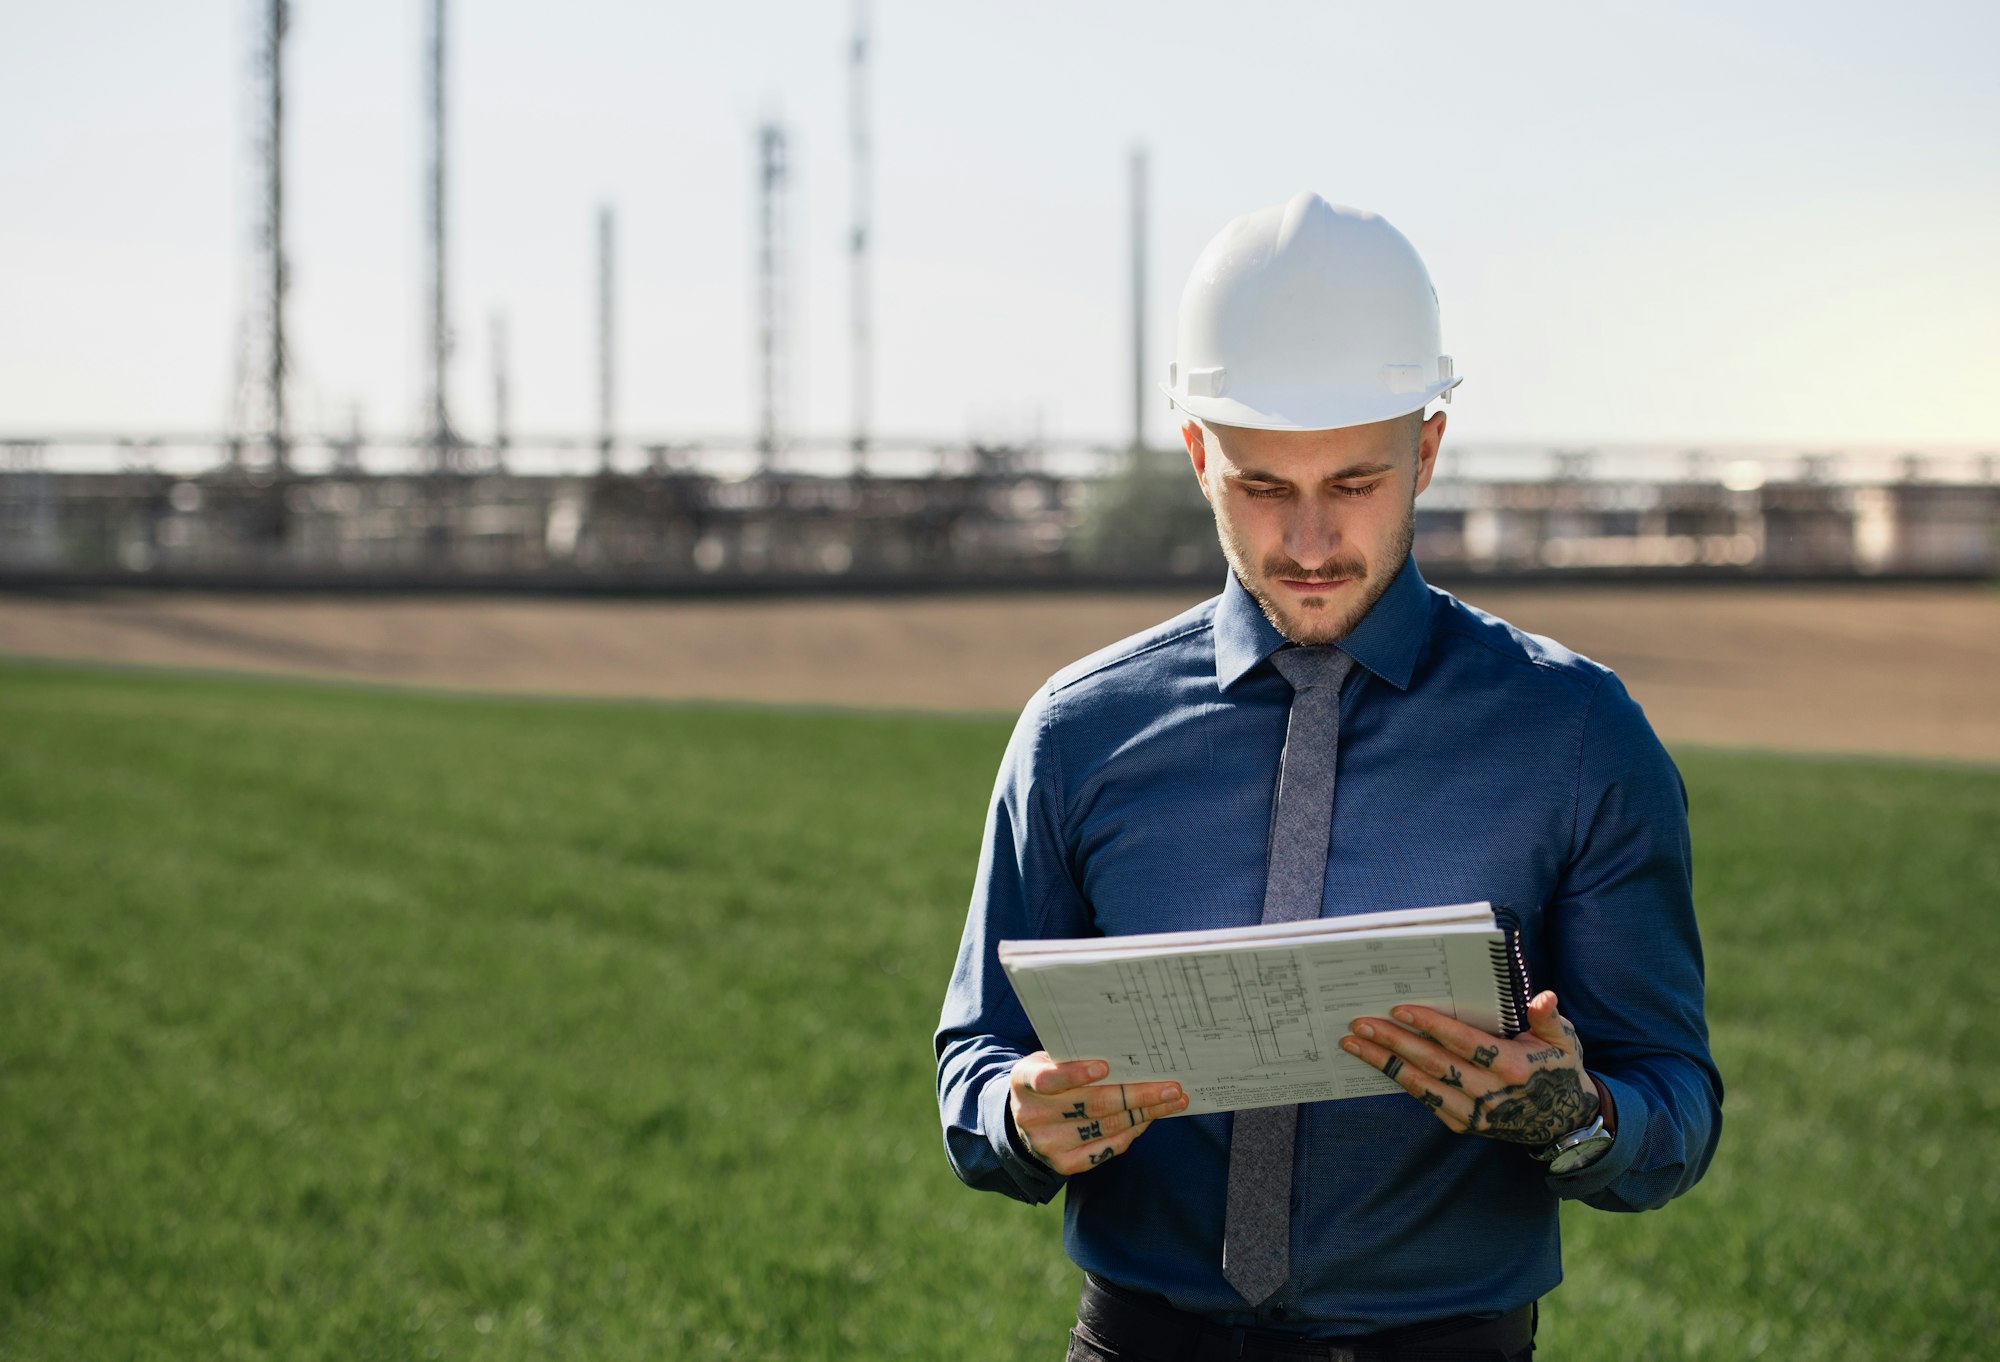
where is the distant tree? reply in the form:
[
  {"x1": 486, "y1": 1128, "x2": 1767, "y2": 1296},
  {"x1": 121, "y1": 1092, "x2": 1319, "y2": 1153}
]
[{"x1": 1073, "y1": 445, "x2": 1224, "y2": 578}]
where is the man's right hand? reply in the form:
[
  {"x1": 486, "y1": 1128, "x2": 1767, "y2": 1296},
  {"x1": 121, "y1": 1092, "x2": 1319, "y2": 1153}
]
[{"x1": 1008, "y1": 1052, "x2": 1188, "y2": 1175}]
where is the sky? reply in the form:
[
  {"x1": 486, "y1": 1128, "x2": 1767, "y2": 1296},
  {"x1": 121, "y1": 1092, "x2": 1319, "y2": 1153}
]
[{"x1": 1, "y1": 0, "x2": 1995, "y2": 451}]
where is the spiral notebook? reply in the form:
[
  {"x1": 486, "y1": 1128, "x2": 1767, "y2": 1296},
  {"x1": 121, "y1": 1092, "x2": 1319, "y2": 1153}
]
[{"x1": 999, "y1": 901, "x2": 1532, "y2": 1116}]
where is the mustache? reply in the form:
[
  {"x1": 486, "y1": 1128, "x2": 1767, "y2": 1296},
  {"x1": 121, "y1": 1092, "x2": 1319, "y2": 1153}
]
[{"x1": 1262, "y1": 555, "x2": 1367, "y2": 582}]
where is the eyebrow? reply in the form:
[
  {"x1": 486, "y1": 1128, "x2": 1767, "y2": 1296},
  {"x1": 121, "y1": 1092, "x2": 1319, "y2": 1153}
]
[{"x1": 1226, "y1": 462, "x2": 1397, "y2": 483}]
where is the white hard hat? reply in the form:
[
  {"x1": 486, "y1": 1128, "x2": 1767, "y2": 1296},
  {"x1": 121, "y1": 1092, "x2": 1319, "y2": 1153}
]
[{"x1": 1162, "y1": 192, "x2": 1460, "y2": 432}]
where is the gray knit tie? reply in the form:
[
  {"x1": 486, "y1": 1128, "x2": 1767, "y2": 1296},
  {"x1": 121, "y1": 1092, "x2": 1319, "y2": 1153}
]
[{"x1": 1221, "y1": 644, "x2": 1357, "y2": 1307}]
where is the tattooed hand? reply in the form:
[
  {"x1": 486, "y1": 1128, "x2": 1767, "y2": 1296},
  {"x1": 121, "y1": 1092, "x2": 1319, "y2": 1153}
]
[
  {"x1": 1006, "y1": 1052, "x2": 1189, "y2": 1176},
  {"x1": 1339, "y1": 991, "x2": 1610, "y2": 1148}
]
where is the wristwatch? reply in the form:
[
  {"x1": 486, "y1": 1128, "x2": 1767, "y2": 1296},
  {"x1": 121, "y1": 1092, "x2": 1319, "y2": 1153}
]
[{"x1": 1533, "y1": 1111, "x2": 1614, "y2": 1174}]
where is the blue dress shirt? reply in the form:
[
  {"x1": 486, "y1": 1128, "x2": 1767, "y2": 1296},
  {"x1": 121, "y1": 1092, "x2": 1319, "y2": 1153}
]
[{"x1": 934, "y1": 556, "x2": 1722, "y2": 1336}]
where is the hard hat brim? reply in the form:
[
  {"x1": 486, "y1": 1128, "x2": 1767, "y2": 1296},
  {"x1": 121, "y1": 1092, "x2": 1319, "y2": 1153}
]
[{"x1": 1160, "y1": 376, "x2": 1461, "y2": 433}]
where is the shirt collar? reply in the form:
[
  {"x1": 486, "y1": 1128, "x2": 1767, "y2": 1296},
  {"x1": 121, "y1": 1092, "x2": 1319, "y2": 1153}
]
[{"x1": 1213, "y1": 553, "x2": 1431, "y2": 693}]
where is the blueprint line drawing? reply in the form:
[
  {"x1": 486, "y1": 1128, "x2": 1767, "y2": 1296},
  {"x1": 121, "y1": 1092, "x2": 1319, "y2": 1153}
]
[
  {"x1": 1110, "y1": 950, "x2": 1318, "y2": 1073},
  {"x1": 1094, "y1": 937, "x2": 1454, "y2": 1075}
]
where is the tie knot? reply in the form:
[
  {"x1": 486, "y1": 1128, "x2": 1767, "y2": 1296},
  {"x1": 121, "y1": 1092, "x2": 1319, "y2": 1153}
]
[{"x1": 1271, "y1": 645, "x2": 1355, "y2": 693}]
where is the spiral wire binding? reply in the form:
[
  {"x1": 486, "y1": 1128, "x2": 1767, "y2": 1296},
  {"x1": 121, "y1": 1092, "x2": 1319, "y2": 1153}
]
[{"x1": 1490, "y1": 907, "x2": 1534, "y2": 1035}]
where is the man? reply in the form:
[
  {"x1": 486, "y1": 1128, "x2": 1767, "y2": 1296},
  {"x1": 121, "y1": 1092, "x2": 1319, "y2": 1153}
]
[{"x1": 936, "y1": 192, "x2": 1721, "y2": 1359}]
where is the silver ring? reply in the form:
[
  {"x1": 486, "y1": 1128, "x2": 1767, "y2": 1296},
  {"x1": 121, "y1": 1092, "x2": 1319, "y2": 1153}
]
[{"x1": 1019, "y1": 1125, "x2": 1039, "y2": 1158}]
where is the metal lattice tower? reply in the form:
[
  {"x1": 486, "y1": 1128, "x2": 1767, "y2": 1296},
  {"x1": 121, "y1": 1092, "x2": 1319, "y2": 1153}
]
[
  {"x1": 423, "y1": 0, "x2": 459, "y2": 472},
  {"x1": 1129, "y1": 145, "x2": 1148, "y2": 453},
  {"x1": 598, "y1": 204, "x2": 616, "y2": 472},
  {"x1": 228, "y1": 0, "x2": 290, "y2": 472},
  {"x1": 848, "y1": 1, "x2": 872, "y2": 469},
  {"x1": 756, "y1": 121, "x2": 791, "y2": 472}
]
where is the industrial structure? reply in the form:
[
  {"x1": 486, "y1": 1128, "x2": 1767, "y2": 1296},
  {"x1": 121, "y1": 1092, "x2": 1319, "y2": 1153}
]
[
  {"x1": 227, "y1": 0, "x2": 291, "y2": 480},
  {"x1": 756, "y1": 121, "x2": 793, "y2": 473},
  {"x1": 2, "y1": 2, "x2": 1994, "y2": 592},
  {"x1": 2, "y1": 437, "x2": 1994, "y2": 590},
  {"x1": 597, "y1": 205, "x2": 617, "y2": 473},
  {"x1": 422, "y1": 0, "x2": 462, "y2": 475},
  {"x1": 489, "y1": 311, "x2": 510, "y2": 471},
  {"x1": 849, "y1": 0, "x2": 874, "y2": 467},
  {"x1": 1129, "y1": 147, "x2": 1148, "y2": 454}
]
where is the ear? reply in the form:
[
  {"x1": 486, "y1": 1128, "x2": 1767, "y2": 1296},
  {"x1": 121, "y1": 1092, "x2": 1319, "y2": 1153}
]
[
  {"x1": 1181, "y1": 420, "x2": 1214, "y2": 503},
  {"x1": 1413, "y1": 409, "x2": 1446, "y2": 497}
]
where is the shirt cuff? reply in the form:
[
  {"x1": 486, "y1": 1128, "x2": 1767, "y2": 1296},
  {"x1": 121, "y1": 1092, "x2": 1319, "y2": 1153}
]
[
  {"x1": 1544, "y1": 1070, "x2": 1647, "y2": 1200},
  {"x1": 984, "y1": 1069, "x2": 1067, "y2": 1204}
]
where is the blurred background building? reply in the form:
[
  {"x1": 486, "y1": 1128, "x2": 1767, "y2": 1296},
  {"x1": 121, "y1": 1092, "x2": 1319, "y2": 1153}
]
[{"x1": 2, "y1": 1, "x2": 1994, "y2": 589}]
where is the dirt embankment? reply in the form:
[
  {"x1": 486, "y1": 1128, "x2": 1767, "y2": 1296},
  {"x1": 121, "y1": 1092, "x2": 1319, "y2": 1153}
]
[{"x1": 2, "y1": 584, "x2": 1995, "y2": 763}]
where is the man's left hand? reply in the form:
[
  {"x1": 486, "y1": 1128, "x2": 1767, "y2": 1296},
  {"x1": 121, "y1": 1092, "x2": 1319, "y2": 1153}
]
[{"x1": 1339, "y1": 990, "x2": 1604, "y2": 1146}]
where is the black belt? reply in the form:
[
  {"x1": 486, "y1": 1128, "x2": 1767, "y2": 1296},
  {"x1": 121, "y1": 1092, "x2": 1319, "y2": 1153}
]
[{"x1": 1075, "y1": 1274, "x2": 1535, "y2": 1362}]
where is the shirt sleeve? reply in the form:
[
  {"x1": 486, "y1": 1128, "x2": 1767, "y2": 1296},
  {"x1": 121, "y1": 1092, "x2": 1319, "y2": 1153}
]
[
  {"x1": 934, "y1": 686, "x2": 1091, "y2": 1205},
  {"x1": 1541, "y1": 671, "x2": 1724, "y2": 1210}
]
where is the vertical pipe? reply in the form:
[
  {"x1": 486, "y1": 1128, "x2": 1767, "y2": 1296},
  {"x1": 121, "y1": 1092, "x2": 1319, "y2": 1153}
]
[
  {"x1": 267, "y1": 0, "x2": 289, "y2": 472},
  {"x1": 1130, "y1": 145, "x2": 1147, "y2": 454},
  {"x1": 490, "y1": 310, "x2": 509, "y2": 470},
  {"x1": 757, "y1": 123, "x2": 786, "y2": 472},
  {"x1": 848, "y1": 0, "x2": 871, "y2": 470},
  {"x1": 598, "y1": 204, "x2": 615, "y2": 472},
  {"x1": 758, "y1": 125, "x2": 771, "y2": 465},
  {"x1": 425, "y1": 0, "x2": 452, "y2": 471}
]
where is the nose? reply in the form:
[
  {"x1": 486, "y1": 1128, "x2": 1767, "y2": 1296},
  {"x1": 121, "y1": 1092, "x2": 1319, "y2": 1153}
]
[{"x1": 1282, "y1": 494, "x2": 1344, "y2": 570}]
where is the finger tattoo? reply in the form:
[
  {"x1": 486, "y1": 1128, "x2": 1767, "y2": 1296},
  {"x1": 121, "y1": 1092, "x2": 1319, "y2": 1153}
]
[
  {"x1": 1076, "y1": 1119, "x2": 1104, "y2": 1142},
  {"x1": 1381, "y1": 1055, "x2": 1405, "y2": 1082},
  {"x1": 1061, "y1": 1103, "x2": 1087, "y2": 1119},
  {"x1": 1471, "y1": 1045, "x2": 1500, "y2": 1069},
  {"x1": 1126, "y1": 1107, "x2": 1144, "y2": 1129},
  {"x1": 1442, "y1": 1065, "x2": 1464, "y2": 1088},
  {"x1": 1088, "y1": 1147, "x2": 1116, "y2": 1166},
  {"x1": 1419, "y1": 1091, "x2": 1444, "y2": 1112}
]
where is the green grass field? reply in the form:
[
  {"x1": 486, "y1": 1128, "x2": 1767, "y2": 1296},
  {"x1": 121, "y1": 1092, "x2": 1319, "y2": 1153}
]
[{"x1": 3, "y1": 661, "x2": 1996, "y2": 1360}]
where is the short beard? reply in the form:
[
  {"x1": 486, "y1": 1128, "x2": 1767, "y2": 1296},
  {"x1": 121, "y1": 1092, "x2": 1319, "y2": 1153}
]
[{"x1": 1213, "y1": 493, "x2": 1416, "y2": 645}]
